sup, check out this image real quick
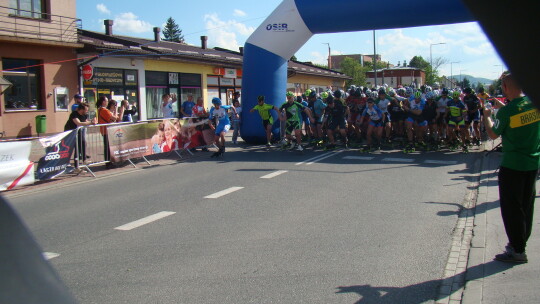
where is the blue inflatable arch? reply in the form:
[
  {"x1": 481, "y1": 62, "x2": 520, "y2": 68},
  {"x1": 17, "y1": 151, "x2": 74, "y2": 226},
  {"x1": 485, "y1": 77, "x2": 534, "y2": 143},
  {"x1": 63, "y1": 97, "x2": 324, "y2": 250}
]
[{"x1": 241, "y1": 0, "x2": 475, "y2": 144}]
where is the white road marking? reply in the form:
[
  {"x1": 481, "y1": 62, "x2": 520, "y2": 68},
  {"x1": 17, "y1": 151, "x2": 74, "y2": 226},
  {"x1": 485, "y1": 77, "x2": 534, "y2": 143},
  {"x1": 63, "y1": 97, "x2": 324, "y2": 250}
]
[
  {"x1": 204, "y1": 186, "x2": 244, "y2": 199},
  {"x1": 343, "y1": 156, "x2": 374, "y2": 161},
  {"x1": 260, "y1": 170, "x2": 288, "y2": 179},
  {"x1": 306, "y1": 150, "x2": 343, "y2": 165},
  {"x1": 382, "y1": 157, "x2": 415, "y2": 163},
  {"x1": 424, "y1": 160, "x2": 458, "y2": 165},
  {"x1": 43, "y1": 252, "x2": 60, "y2": 260},
  {"x1": 295, "y1": 151, "x2": 336, "y2": 166},
  {"x1": 115, "y1": 211, "x2": 176, "y2": 231}
]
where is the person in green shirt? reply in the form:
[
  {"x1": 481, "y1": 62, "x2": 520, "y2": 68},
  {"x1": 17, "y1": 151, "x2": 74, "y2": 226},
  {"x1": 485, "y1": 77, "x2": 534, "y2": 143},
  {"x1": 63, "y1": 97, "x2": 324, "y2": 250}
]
[
  {"x1": 250, "y1": 95, "x2": 279, "y2": 147},
  {"x1": 484, "y1": 73, "x2": 540, "y2": 263},
  {"x1": 279, "y1": 91, "x2": 314, "y2": 151}
]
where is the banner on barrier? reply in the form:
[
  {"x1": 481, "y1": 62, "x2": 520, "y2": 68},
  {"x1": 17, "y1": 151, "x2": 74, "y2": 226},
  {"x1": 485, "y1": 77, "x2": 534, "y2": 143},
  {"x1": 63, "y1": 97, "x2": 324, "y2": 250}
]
[
  {"x1": 107, "y1": 118, "x2": 214, "y2": 163},
  {"x1": 36, "y1": 130, "x2": 77, "y2": 180},
  {"x1": 0, "y1": 141, "x2": 35, "y2": 191}
]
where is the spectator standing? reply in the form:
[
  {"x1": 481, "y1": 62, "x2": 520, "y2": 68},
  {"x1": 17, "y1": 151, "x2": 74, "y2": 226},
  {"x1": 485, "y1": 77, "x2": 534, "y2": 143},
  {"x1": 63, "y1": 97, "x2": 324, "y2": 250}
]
[
  {"x1": 162, "y1": 93, "x2": 174, "y2": 118},
  {"x1": 72, "y1": 94, "x2": 83, "y2": 112},
  {"x1": 64, "y1": 102, "x2": 97, "y2": 168},
  {"x1": 232, "y1": 99, "x2": 242, "y2": 144},
  {"x1": 120, "y1": 100, "x2": 136, "y2": 122},
  {"x1": 181, "y1": 94, "x2": 195, "y2": 117},
  {"x1": 97, "y1": 97, "x2": 119, "y2": 169},
  {"x1": 483, "y1": 73, "x2": 540, "y2": 263},
  {"x1": 192, "y1": 97, "x2": 207, "y2": 117}
]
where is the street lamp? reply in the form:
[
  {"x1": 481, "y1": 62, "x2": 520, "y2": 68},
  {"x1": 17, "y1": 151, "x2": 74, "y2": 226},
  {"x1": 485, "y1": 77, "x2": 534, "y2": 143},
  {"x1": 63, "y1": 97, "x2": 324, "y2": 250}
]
[
  {"x1": 323, "y1": 43, "x2": 331, "y2": 69},
  {"x1": 450, "y1": 61, "x2": 460, "y2": 87},
  {"x1": 430, "y1": 43, "x2": 446, "y2": 84}
]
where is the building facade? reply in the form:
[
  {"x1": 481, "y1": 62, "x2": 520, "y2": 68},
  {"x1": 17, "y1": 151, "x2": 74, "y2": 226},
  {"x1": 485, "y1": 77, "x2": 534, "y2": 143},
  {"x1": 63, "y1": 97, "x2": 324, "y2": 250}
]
[
  {"x1": 0, "y1": 0, "x2": 81, "y2": 137},
  {"x1": 365, "y1": 67, "x2": 425, "y2": 88}
]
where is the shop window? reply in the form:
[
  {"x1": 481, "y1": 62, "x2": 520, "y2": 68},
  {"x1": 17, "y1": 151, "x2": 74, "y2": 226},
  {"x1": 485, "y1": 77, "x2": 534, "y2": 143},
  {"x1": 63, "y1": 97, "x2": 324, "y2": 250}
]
[
  {"x1": 2, "y1": 58, "x2": 43, "y2": 111},
  {"x1": 146, "y1": 87, "x2": 167, "y2": 119},
  {"x1": 9, "y1": 0, "x2": 46, "y2": 19}
]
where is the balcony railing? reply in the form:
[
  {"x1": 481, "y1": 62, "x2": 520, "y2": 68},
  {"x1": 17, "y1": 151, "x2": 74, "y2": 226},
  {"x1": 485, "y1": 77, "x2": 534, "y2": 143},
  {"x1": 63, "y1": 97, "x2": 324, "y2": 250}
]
[{"x1": 0, "y1": 5, "x2": 81, "y2": 44}]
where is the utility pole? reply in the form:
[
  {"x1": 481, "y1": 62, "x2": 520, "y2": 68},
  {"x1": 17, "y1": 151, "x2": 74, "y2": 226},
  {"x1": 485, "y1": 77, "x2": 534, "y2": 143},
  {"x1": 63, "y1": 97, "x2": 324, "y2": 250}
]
[
  {"x1": 323, "y1": 43, "x2": 331, "y2": 69},
  {"x1": 373, "y1": 30, "x2": 377, "y2": 87}
]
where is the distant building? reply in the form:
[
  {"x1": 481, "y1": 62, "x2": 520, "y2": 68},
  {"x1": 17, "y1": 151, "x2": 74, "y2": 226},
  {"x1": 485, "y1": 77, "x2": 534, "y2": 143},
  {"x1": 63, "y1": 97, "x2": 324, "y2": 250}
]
[
  {"x1": 365, "y1": 67, "x2": 425, "y2": 88},
  {"x1": 330, "y1": 54, "x2": 382, "y2": 70}
]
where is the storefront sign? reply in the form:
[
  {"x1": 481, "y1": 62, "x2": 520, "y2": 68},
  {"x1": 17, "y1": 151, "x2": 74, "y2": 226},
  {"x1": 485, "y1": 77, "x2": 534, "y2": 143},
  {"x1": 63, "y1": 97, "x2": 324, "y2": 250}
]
[
  {"x1": 224, "y1": 68, "x2": 237, "y2": 79},
  {"x1": 169, "y1": 73, "x2": 179, "y2": 85}
]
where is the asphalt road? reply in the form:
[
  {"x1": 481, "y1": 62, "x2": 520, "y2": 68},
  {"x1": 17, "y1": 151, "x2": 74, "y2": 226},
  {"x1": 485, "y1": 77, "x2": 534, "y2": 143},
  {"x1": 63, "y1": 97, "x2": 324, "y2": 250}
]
[{"x1": 8, "y1": 144, "x2": 483, "y2": 303}]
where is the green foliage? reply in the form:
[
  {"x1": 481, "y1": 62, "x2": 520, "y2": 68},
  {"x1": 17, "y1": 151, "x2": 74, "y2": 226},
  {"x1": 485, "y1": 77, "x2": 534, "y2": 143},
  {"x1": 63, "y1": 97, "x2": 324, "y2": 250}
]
[
  {"x1": 290, "y1": 55, "x2": 298, "y2": 61},
  {"x1": 162, "y1": 17, "x2": 184, "y2": 43},
  {"x1": 340, "y1": 57, "x2": 368, "y2": 87}
]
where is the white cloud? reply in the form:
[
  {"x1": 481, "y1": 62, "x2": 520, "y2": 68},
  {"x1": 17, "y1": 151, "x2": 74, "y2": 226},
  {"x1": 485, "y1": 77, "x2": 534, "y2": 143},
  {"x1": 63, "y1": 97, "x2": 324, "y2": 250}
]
[
  {"x1": 233, "y1": 9, "x2": 246, "y2": 17},
  {"x1": 203, "y1": 13, "x2": 255, "y2": 51},
  {"x1": 96, "y1": 3, "x2": 110, "y2": 15},
  {"x1": 310, "y1": 51, "x2": 327, "y2": 65},
  {"x1": 113, "y1": 12, "x2": 153, "y2": 34}
]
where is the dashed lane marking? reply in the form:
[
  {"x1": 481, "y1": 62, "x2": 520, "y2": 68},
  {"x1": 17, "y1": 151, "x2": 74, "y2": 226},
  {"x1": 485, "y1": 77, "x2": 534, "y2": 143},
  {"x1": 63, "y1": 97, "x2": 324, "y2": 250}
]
[
  {"x1": 382, "y1": 157, "x2": 415, "y2": 163},
  {"x1": 343, "y1": 156, "x2": 375, "y2": 161},
  {"x1": 260, "y1": 170, "x2": 288, "y2": 179},
  {"x1": 295, "y1": 151, "x2": 336, "y2": 166},
  {"x1": 115, "y1": 211, "x2": 176, "y2": 231},
  {"x1": 204, "y1": 186, "x2": 244, "y2": 199},
  {"x1": 424, "y1": 160, "x2": 458, "y2": 165}
]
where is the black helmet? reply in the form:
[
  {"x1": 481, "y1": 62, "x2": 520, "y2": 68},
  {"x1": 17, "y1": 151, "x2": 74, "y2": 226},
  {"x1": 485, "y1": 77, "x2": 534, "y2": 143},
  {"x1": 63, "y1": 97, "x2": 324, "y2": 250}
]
[
  {"x1": 308, "y1": 91, "x2": 317, "y2": 99},
  {"x1": 257, "y1": 95, "x2": 265, "y2": 101},
  {"x1": 441, "y1": 88, "x2": 449, "y2": 95},
  {"x1": 463, "y1": 87, "x2": 472, "y2": 94},
  {"x1": 296, "y1": 96, "x2": 303, "y2": 103},
  {"x1": 333, "y1": 89, "x2": 342, "y2": 99},
  {"x1": 326, "y1": 96, "x2": 335, "y2": 104},
  {"x1": 354, "y1": 88, "x2": 362, "y2": 97},
  {"x1": 378, "y1": 88, "x2": 386, "y2": 95}
]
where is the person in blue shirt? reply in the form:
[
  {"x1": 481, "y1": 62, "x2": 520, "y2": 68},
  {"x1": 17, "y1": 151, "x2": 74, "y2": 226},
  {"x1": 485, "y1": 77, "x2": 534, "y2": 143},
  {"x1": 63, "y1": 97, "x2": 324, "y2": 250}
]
[
  {"x1": 181, "y1": 94, "x2": 195, "y2": 117},
  {"x1": 209, "y1": 97, "x2": 237, "y2": 157},
  {"x1": 403, "y1": 91, "x2": 427, "y2": 150},
  {"x1": 358, "y1": 98, "x2": 384, "y2": 148}
]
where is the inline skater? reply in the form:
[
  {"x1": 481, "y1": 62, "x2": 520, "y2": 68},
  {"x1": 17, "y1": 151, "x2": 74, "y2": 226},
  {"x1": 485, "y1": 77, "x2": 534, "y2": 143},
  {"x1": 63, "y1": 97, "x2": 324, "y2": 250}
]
[
  {"x1": 423, "y1": 91, "x2": 439, "y2": 148},
  {"x1": 345, "y1": 88, "x2": 362, "y2": 141},
  {"x1": 358, "y1": 98, "x2": 384, "y2": 151},
  {"x1": 435, "y1": 88, "x2": 452, "y2": 145},
  {"x1": 308, "y1": 91, "x2": 328, "y2": 146},
  {"x1": 388, "y1": 88, "x2": 406, "y2": 142},
  {"x1": 323, "y1": 95, "x2": 349, "y2": 150},
  {"x1": 280, "y1": 91, "x2": 315, "y2": 151},
  {"x1": 375, "y1": 88, "x2": 392, "y2": 145},
  {"x1": 445, "y1": 90, "x2": 468, "y2": 152},
  {"x1": 463, "y1": 87, "x2": 482, "y2": 146},
  {"x1": 249, "y1": 95, "x2": 280, "y2": 147},
  {"x1": 402, "y1": 91, "x2": 427, "y2": 152},
  {"x1": 209, "y1": 97, "x2": 237, "y2": 157}
]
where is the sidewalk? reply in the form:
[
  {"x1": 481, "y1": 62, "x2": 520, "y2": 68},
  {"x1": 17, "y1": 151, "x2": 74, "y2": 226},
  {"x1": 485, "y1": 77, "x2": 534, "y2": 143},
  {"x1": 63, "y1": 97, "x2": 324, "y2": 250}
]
[{"x1": 462, "y1": 150, "x2": 540, "y2": 303}]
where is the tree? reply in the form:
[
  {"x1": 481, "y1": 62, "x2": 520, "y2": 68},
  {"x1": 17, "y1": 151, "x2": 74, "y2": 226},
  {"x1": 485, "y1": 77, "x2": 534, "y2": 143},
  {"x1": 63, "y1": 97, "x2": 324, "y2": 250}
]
[
  {"x1": 460, "y1": 77, "x2": 471, "y2": 89},
  {"x1": 162, "y1": 17, "x2": 184, "y2": 43},
  {"x1": 340, "y1": 57, "x2": 367, "y2": 87},
  {"x1": 408, "y1": 55, "x2": 447, "y2": 85},
  {"x1": 290, "y1": 55, "x2": 297, "y2": 61}
]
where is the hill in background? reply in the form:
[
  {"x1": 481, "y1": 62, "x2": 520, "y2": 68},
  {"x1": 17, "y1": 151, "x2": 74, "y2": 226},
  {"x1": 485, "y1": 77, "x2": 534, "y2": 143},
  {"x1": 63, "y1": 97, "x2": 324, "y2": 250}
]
[{"x1": 448, "y1": 74, "x2": 495, "y2": 87}]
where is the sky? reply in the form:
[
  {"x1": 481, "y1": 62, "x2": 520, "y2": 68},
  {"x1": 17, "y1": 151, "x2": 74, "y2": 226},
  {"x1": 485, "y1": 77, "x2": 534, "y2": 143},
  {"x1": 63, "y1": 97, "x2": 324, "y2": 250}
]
[{"x1": 77, "y1": 0, "x2": 507, "y2": 81}]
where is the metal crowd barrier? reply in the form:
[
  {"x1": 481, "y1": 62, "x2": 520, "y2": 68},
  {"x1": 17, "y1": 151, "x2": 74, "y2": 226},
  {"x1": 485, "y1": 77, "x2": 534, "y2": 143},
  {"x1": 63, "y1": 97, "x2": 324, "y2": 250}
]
[{"x1": 74, "y1": 118, "x2": 217, "y2": 177}]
